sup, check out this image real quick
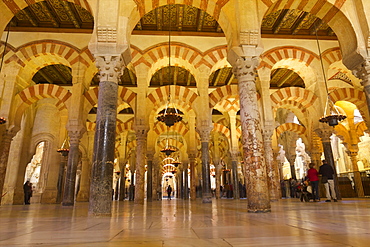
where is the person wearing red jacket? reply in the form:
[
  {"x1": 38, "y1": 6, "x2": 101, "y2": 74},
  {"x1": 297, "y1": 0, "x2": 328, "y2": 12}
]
[{"x1": 307, "y1": 163, "x2": 320, "y2": 202}]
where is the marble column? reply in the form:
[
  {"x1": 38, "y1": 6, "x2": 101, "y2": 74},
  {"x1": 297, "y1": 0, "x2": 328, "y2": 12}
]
[
  {"x1": 233, "y1": 57, "x2": 270, "y2": 212},
  {"x1": 119, "y1": 167, "x2": 126, "y2": 201},
  {"x1": 315, "y1": 127, "x2": 341, "y2": 200},
  {"x1": 76, "y1": 157, "x2": 90, "y2": 202},
  {"x1": 264, "y1": 128, "x2": 280, "y2": 201},
  {"x1": 189, "y1": 154, "x2": 197, "y2": 200},
  {"x1": 215, "y1": 160, "x2": 222, "y2": 199},
  {"x1": 0, "y1": 130, "x2": 16, "y2": 203},
  {"x1": 62, "y1": 131, "x2": 83, "y2": 206},
  {"x1": 287, "y1": 155, "x2": 297, "y2": 180},
  {"x1": 134, "y1": 126, "x2": 148, "y2": 204},
  {"x1": 231, "y1": 153, "x2": 240, "y2": 199},
  {"x1": 183, "y1": 164, "x2": 189, "y2": 200},
  {"x1": 89, "y1": 56, "x2": 121, "y2": 215},
  {"x1": 347, "y1": 151, "x2": 365, "y2": 197},
  {"x1": 197, "y1": 126, "x2": 213, "y2": 203},
  {"x1": 56, "y1": 152, "x2": 68, "y2": 204},
  {"x1": 146, "y1": 153, "x2": 153, "y2": 201}
]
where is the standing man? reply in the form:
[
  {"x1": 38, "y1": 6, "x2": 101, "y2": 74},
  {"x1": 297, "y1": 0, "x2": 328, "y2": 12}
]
[{"x1": 319, "y1": 160, "x2": 337, "y2": 202}]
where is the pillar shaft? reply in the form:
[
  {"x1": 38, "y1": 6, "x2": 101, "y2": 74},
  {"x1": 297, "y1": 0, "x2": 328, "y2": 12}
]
[
  {"x1": 348, "y1": 153, "x2": 365, "y2": 197},
  {"x1": 62, "y1": 132, "x2": 81, "y2": 206},
  {"x1": 0, "y1": 131, "x2": 15, "y2": 203},
  {"x1": 89, "y1": 80, "x2": 118, "y2": 216},
  {"x1": 264, "y1": 133, "x2": 280, "y2": 201},
  {"x1": 56, "y1": 154, "x2": 68, "y2": 203},
  {"x1": 146, "y1": 157, "x2": 153, "y2": 201},
  {"x1": 189, "y1": 156, "x2": 197, "y2": 200},
  {"x1": 201, "y1": 141, "x2": 212, "y2": 203},
  {"x1": 183, "y1": 165, "x2": 189, "y2": 199},
  {"x1": 231, "y1": 158, "x2": 240, "y2": 199},
  {"x1": 134, "y1": 127, "x2": 148, "y2": 204},
  {"x1": 233, "y1": 57, "x2": 270, "y2": 212}
]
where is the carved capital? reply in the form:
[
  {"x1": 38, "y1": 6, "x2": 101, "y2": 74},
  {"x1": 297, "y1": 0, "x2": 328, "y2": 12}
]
[
  {"x1": 95, "y1": 55, "x2": 123, "y2": 83},
  {"x1": 196, "y1": 126, "x2": 213, "y2": 142},
  {"x1": 315, "y1": 126, "x2": 333, "y2": 143},
  {"x1": 134, "y1": 125, "x2": 149, "y2": 140},
  {"x1": 68, "y1": 130, "x2": 83, "y2": 145},
  {"x1": 353, "y1": 58, "x2": 370, "y2": 88},
  {"x1": 232, "y1": 57, "x2": 259, "y2": 81}
]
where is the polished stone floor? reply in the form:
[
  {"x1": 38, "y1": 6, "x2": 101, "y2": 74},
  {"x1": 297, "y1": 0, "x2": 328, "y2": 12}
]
[{"x1": 0, "y1": 198, "x2": 369, "y2": 246}]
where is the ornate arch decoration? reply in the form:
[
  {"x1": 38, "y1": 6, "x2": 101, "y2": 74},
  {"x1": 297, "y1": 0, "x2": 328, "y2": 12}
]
[
  {"x1": 270, "y1": 87, "x2": 318, "y2": 113},
  {"x1": 328, "y1": 88, "x2": 369, "y2": 123},
  {"x1": 260, "y1": 46, "x2": 318, "y2": 70},
  {"x1": 209, "y1": 85, "x2": 239, "y2": 108},
  {"x1": 83, "y1": 86, "x2": 137, "y2": 114},
  {"x1": 7, "y1": 41, "x2": 93, "y2": 83},
  {"x1": 261, "y1": 0, "x2": 360, "y2": 69},
  {"x1": 275, "y1": 123, "x2": 309, "y2": 146},
  {"x1": 153, "y1": 121, "x2": 188, "y2": 137},
  {"x1": 117, "y1": 118, "x2": 134, "y2": 134},
  {"x1": 212, "y1": 123, "x2": 231, "y2": 140},
  {"x1": 12, "y1": 84, "x2": 71, "y2": 128},
  {"x1": 148, "y1": 85, "x2": 198, "y2": 110},
  {"x1": 322, "y1": 47, "x2": 342, "y2": 65},
  {"x1": 214, "y1": 96, "x2": 240, "y2": 112}
]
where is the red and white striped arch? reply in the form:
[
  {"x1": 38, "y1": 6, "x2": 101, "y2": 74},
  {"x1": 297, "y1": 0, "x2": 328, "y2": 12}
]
[
  {"x1": 270, "y1": 87, "x2": 318, "y2": 114},
  {"x1": 12, "y1": 84, "x2": 71, "y2": 127},
  {"x1": 83, "y1": 86, "x2": 137, "y2": 114},
  {"x1": 153, "y1": 121, "x2": 189, "y2": 137},
  {"x1": 329, "y1": 88, "x2": 369, "y2": 123},
  {"x1": 275, "y1": 123, "x2": 309, "y2": 145}
]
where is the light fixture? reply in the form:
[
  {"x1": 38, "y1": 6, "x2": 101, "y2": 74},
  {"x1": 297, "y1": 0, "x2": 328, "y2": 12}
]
[
  {"x1": 315, "y1": 25, "x2": 346, "y2": 126},
  {"x1": 160, "y1": 127, "x2": 176, "y2": 156},
  {"x1": 57, "y1": 138, "x2": 70, "y2": 156},
  {"x1": 0, "y1": 26, "x2": 10, "y2": 125},
  {"x1": 156, "y1": 4, "x2": 183, "y2": 127}
]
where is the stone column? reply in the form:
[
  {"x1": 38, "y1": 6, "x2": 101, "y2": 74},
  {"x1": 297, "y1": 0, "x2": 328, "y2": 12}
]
[
  {"x1": 214, "y1": 159, "x2": 222, "y2": 199},
  {"x1": 287, "y1": 154, "x2": 297, "y2": 180},
  {"x1": 62, "y1": 131, "x2": 83, "y2": 206},
  {"x1": 231, "y1": 152, "x2": 240, "y2": 199},
  {"x1": 89, "y1": 56, "x2": 121, "y2": 216},
  {"x1": 232, "y1": 56, "x2": 270, "y2": 212},
  {"x1": 315, "y1": 126, "x2": 341, "y2": 200},
  {"x1": 0, "y1": 130, "x2": 16, "y2": 203},
  {"x1": 189, "y1": 153, "x2": 197, "y2": 200},
  {"x1": 183, "y1": 163, "x2": 189, "y2": 200},
  {"x1": 76, "y1": 157, "x2": 90, "y2": 202},
  {"x1": 134, "y1": 126, "x2": 148, "y2": 204},
  {"x1": 347, "y1": 151, "x2": 365, "y2": 197},
  {"x1": 264, "y1": 128, "x2": 280, "y2": 201},
  {"x1": 56, "y1": 152, "x2": 68, "y2": 204},
  {"x1": 146, "y1": 153, "x2": 153, "y2": 201},
  {"x1": 197, "y1": 126, "x2": 213, "y2": 203}
]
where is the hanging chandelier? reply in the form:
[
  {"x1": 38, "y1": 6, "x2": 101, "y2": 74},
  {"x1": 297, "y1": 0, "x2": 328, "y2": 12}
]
[
  {"x1": 160, "y1": 127, "x2": 177, "y2": 156},
  {"x1": 57, "y1": 138, "x2": 70, "y2": 156},
  {"x1": 315, "y1": 25, "x2": 346, "y2": 127},
  {"x1": 156, "y1": 4, "x2": 183, "y2": 127},
  {"x1": 157, "y1": 95, "x2": 183, "y2": 127},
  {"x1": 171, "y1": 160, "x2": 181, "y2": 167}
]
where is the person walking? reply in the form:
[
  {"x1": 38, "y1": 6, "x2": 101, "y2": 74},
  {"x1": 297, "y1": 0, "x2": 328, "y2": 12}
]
[
  {"x1": 307, "y1": 163, "x2": 320, "y2": 202},
  {"x1": 167, "y1": 185, "x2": 172, "y2": 200},
  {"x1": 319, "y1": 160, "x2": 337, "y2": 202}
]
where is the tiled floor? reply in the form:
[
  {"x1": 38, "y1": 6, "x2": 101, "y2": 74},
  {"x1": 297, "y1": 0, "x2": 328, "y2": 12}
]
[{"x1": 0, "y1": 198, "x2": 369, "y2": 246}]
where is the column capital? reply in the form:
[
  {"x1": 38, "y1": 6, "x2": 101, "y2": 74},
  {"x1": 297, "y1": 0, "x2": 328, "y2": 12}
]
[
  {"x1": 134, "y1": 125, "x2": 149, "y2": 140},
  {"x1": 196, "y1": 125, "x2": 213, "y2": 142},
  {"x1": 315, "y1": 126, "x2": 333, "y2": 142},
  {"x1": 232, "y1": 56, "x2": 259, "y2": 81},
  {"x1": 95, "y1": 55, "x2": 124, "y2": 84},
  {"x1": 68, "y1": 130, "x2": 84, "y2": 144}
]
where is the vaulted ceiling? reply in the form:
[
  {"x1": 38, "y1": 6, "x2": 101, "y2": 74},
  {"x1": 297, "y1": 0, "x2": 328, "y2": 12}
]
[{"x1": 7, "y1": 2, "x2": 336, "y2": 89}]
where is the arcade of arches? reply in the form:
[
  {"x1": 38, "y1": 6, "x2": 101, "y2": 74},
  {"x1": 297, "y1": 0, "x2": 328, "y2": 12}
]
[{"x1": 1, "y1": 0, "x2": 370, "y2": 216}]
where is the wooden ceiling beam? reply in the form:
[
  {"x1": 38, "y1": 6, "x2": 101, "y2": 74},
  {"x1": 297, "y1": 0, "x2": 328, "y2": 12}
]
[
  {"x1": 291, "y1": 12, "x2": 309, "y2": 35},
  {"x1": 40, "y1": 2, "x2": 59, "y2": 28},
  {"x1": 61, "y1": 1, "x2": 81, "y2": 28},
  {"x1": 272, "y1": 9, "x2": 289, "y2": 34}
]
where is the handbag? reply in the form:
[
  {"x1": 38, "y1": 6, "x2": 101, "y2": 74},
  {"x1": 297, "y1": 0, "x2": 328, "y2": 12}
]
[{"x1": 321, "y1": 176, "x2": 328, "y2": 183}]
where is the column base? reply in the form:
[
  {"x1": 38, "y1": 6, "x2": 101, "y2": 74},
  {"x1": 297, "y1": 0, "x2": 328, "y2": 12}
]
[
  {"x1": 76, "y1": 190, "x2": 89, "y2": 202},
  {"x1": 202, "y1": 195, "x2": 212, "y2": 203},
  {"x1": 41, "y1": 189, "x2": 58, "y2": 204},
  {"x1": 62, "y1": 202, "x2": 74, "y2": 206}
]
